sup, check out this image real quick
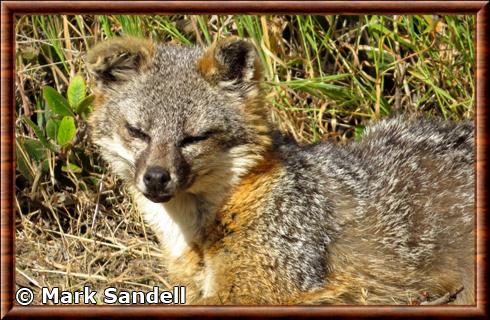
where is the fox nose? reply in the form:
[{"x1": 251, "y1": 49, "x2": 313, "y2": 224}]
[{"x1": 143, "y1": 166, "x2": 171, "y2": 191}]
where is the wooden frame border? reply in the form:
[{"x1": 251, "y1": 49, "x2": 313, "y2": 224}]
[{"x1": 1, "y1": 1, "x2": 488, "y2": 318}]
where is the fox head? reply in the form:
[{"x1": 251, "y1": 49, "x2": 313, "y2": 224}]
[{"x1": 87, "y1": 37, "x2": 271, "y2": 203}]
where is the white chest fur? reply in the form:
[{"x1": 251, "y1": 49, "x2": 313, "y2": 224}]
[
  {"x1": 133, "y1": 190, "x2": 217, "y2": 297},
  {"x1": 133, "y1": 191, "x2": 201, "y2": 257}
]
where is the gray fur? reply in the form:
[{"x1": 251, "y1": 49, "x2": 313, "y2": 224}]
[{"x1": 261, "y1": 117, "x2": 474, "y2": 298}]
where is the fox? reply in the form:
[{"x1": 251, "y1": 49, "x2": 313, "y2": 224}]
[{"x1": 87, "y1": 36, "x2": 475, "y2": 305}]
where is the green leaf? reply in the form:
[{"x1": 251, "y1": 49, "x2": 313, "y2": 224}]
[
  {"x1": 22, "y1": 117, "x2": 58, "y2": 153},
  {"x1": 46, "y1": 119, "x2": 58, "y2": 141},
  {"x1": 23, "y1": 138, "x2": 46, "y2": 162},
  {"x1": 41, "y1": 159, "x2": 50, "y2": 175},
  {"x1": 57, "y1": 116, "x2": 77, "y2": 147},
  {"x1": 43, "y1": 86, "x2": 74, "y2": 117},
  {"x1": 76, "y1": 94, "x2": 95, "y2": 115},
  {"x1": 62, "y1": 163, "x2": 82, "y2": 173},
  {"x1": 67, "y1": 75, "x2": 86, "y2": 110},
  {"x1": 16, "y1": 141, "x2": 34, "y2": 183}
]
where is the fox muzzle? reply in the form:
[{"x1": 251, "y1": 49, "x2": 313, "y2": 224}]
[{"x1": 142, "y1": 166, "x2": 173, "y2": 203}]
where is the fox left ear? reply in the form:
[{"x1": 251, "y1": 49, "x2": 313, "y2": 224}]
[{"x1": 197, "y1": 37, "x2": 262, "y2": 92}]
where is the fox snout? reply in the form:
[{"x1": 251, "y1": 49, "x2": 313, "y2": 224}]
[
  {"x1": 142, "y1": 166, "x2": 173, "y2": 203},
  {"x1": 136, "y1": 145, "x2": 192, "y2": 203}
]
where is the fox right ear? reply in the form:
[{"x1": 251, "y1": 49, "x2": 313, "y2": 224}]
[
  {"x1": 197, "y1": 37, "x2": 262, "y2": 94},
  {"x1": 87, "y1": 37, "x2": 154, "y2": 87}
]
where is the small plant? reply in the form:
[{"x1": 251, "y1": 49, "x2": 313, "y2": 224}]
[{"x1": 17, "y1": 75, "x2": 95, "y2": 188}]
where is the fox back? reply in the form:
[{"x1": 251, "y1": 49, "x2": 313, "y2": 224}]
[{"x1": 88, "y1": 37, "x2": 474, "y2": 304}]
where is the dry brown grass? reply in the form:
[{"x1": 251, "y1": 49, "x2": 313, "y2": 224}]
[{"x1": 16, "y1": 167, "x2": 172, "y2": 304}]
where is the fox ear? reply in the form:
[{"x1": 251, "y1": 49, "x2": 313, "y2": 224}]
[
  {"x1": 87, "y1": 37, "x2": 154, "y2": 87},
  {"x1": 197, "y1": 37, "x2": 262, "y2": 91}
]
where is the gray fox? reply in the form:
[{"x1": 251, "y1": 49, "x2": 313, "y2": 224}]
[{"x1": 87, "y1": 37, "x2": 474, "y2": 304}]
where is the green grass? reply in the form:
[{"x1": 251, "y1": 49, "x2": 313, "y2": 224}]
[{"x1": 14, "y1": 14, "x2": 475, "y2": 304}]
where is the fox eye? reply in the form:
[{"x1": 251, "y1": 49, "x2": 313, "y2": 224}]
[
  {"x1": 180, "y1": 130, "x2": 219, "y2": 147},
  {"x1": 126, "y1": 123, "x2": 149, "y2": 141},
  {"x1": 180, "y1": 134, "x2": 210, "y2": 147}
]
